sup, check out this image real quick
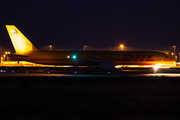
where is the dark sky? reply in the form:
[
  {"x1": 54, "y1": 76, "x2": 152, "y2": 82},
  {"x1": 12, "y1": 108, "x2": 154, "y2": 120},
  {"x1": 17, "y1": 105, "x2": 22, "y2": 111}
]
[{"x1": 1, "y1": 0, "x2": 180, "y2": 54}]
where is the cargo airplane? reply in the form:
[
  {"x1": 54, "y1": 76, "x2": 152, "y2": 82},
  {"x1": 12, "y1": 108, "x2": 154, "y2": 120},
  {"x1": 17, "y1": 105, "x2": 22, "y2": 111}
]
[{"x1": 6, "y1": 25, "x2": 176, "y2": 73}]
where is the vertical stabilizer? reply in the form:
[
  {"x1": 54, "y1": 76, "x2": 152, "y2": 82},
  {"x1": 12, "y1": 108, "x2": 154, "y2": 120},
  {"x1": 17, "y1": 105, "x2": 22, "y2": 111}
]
[{"x1": 6, "y1": 25, "x2": 39, "y2": 53}]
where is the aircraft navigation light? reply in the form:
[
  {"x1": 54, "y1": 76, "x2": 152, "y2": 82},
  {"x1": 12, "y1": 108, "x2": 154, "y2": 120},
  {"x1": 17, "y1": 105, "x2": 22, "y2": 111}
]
[{"x1": 72, "y1": 55, "x2": 77, "y2": 59}]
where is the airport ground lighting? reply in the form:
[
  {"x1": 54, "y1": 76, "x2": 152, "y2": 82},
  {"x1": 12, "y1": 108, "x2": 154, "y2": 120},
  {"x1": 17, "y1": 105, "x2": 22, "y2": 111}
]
[
  {"x1": 49, "y1": 45, "x2": 52, "y2": 51},
  {"x1": 5, "y1": 51, "x2": 10, "y2": 54},
  {"x1": 175, "y1": 56, "x2": 177, "y2": 61},
  {"x1": 173, "y1": 46, "x2": 176, "y2": 56},
  {"x1": 84, "y1": 45, "x2": 87, "y2": 51},
  {"x1": 171, "y1": 53, "x2": 174, "y2": 59},
  {"x1": 120, "y1": 44, "x2": 124, "y2": 51}
]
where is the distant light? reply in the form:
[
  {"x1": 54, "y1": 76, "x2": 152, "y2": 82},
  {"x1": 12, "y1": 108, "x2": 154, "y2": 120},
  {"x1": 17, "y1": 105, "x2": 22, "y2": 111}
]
[
  {"x1": 4, "y1": 70, "x2": 5, "y2": 72},
  {"x1": 120, "y1": 44, "x2": 124, "y2": 51},
  {"x1": 84, "y1": 45, "x2": 87, "y2": 51},
  {"x1": 48, "y1": 71, "x2": 49, "y2": 73},
  {"x1": 12, "y1": 71, "x2": 14, "y2": 73},
  {"x1": 5, "y1": 51, "x2": 10, "y2": 54},
  {"x1": 108, "y1": 72, "x2": 110, "y2": 74},
  {"x1": 27, "y1": 71, "x2": 28, "y2": 73},
  {"x1": 67, "y1": 56, "x2": 70, "y2": 58},
  {"x1": 72, "y1": 55, "x2": 77, "y2": 59},
  {"x1": 75, "y1": 71, "x2": 77, "y2": 74},
  {"x1": 49, "y1": 45, "x2": 52, "y2": 51}
]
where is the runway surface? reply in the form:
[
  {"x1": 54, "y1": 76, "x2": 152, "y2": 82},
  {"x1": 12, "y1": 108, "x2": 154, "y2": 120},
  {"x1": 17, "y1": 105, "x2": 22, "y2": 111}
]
[
  {"x1": 1, "y1": 72, "x2": 180, "y2": 77},
  {"x1": 1, "y1": 70, "x2": 180, "y2": 119},
  {"x1": 1, "y1": 67, "x2": 180, "y2": 77}
]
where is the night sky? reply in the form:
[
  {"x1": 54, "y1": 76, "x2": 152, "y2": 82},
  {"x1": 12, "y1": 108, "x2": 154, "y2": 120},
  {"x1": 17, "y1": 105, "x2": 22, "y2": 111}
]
[{"x1": 1, "y1": 0, "x2": 180, "y2": 54}]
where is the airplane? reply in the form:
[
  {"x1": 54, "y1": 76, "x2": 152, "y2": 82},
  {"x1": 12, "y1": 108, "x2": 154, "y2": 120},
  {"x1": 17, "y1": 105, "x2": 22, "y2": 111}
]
[{"x1": 5, "y1": 25, "x2": 176, "y2": 73}]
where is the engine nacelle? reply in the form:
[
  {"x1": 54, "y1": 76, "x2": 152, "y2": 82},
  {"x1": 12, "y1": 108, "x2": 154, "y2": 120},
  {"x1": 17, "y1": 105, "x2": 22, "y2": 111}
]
[{"x1": 96, "y1": 61, "x2": 115, "y2": 70}]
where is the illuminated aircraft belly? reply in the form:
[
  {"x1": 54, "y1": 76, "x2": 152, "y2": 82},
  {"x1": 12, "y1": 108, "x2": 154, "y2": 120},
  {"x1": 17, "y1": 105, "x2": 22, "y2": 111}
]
[{"x1": 24, "y1": 58, "x2": 77, "y2": 65}]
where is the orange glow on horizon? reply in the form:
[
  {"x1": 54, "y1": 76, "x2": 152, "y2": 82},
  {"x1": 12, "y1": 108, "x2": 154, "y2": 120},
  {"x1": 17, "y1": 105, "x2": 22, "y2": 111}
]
[{"x1": 120, "y1": 44, "x2": 124, "y2": 48}]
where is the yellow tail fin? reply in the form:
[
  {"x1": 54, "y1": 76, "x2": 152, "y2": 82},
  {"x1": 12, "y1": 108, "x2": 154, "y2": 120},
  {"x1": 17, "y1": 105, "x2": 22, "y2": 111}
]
[{"x1": 6, "y1": 25, "x2": 39, "y2": 53}]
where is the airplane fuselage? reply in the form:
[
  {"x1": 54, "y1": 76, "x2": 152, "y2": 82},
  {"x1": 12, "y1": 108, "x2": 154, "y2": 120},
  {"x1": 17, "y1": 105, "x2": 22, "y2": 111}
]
[
  {"x1": 9, "y1": 51, "x2": 175, "y2": 66},
  {"x1": 5, "y1": 25, "x2": 176, "y2": 69}
]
